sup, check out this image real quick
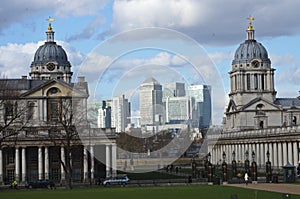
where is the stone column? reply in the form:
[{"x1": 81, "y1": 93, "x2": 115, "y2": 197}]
[
  {"x1": 61, "y1": 147, "x2": 65, "y2": 181},
  {"x1": 15, "y1": 147, "x2": 20, "y2": 182},
  {"x1": 90, "y1": 145, "x2": 95, "y2": 181},
  {"x1": 0, "y1": 148, "x2": 2, "y2": 184},
  {"x1": 288, "y1": 142, "x2": 293, "y2": 165},
  {"x1": 278, "y1": 142, "x2": 283, "y2": 167},
  {"x1": 259, "y1": 143, "x2": 263, "y2": 166},
  {"x1": 38, "y1": 147, "x2": 43, "y2": 180},
  {"x1": 111, "y1": 144, "x2": 117, "y2": 177},
  {"x1": 269, "y1": 143, "x2": 273, "y2": 164},
  {"x1": 293, "y1": 142, "x2": 298, "y2": 166},
  {"x1": 241, "y1": 144, "x2": 245, "y2": 162},
  {"x1": 264, "y1": 143, "x2": 268, "y2": 163},
  {"x1": 273, "y1": 142, "x2": 278, "y2": 167},
  {"x1": 282, "y1": 142, "x2": 287, "y2": 166},
  {"x1": 106, "y1": 144, "x2": 111, "y2": 177},
  {"x1": 44, "y1": 147, "x2": 49, "y2": 180},
  {"x1": 21, "y1": 147, "x2": 26, "y2": 183},
  {"x1": 83, "y1": 147, "x2": 88, "y2": 182},
  {"x1": 211, "y1": 148, "x2": 215, "y2": 164},
  {"x1": 237, "y1": 144, "x2": 241, "y2": 162},
  {"x1": 256, "y1": 143, "x2": 260, "y2": 164}
]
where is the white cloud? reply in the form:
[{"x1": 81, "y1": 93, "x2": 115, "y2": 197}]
[
  {"x1": 105, "y1": 0, "x2": 300, "y2": 46},
  {"x1": 0, "y1": 42, "x2": 38, "y2": 78},
  {"x1": 0, "y1": 0, "x2": 111, "y2": 33}
]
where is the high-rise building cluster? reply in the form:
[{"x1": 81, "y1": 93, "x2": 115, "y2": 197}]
[
  {"x1": 96, "y1": 78, "x2": 212, "y2": 133},
  {"x1": 139, "y1": 77, "x2": 212, "y2": 133},
  {"x1": 97, "y1": 95, "x2": 131, "y2": 133}
]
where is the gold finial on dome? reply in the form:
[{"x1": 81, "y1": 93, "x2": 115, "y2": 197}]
[
  {"x1": 47, "y1": 17, "x2": 55, "y2": 32},
  {"x1": 247, "y1": 16, "x2": 255, "y2": 30}
]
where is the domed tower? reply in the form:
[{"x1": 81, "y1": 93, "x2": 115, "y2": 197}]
[
  {"x1": 229, "y1": 17, "x2": 276, "y2": 108},
  {"x1": 29, "y1": 18, "x2": 73, "y2": 83}
]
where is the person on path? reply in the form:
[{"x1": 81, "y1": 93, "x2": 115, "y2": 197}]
[{"x1": 244, "y1": 172, "x2": 249, "y2": 185}]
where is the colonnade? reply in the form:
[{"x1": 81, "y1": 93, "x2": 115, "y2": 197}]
[
  {"x1": 0, "y1": 143, "x2": 117, "y2": 184},
  {"x1": 211, "y1": 141, "x2": 300, "y2": 167}
]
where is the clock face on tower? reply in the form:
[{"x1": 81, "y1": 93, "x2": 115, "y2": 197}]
[
  {"x1": 251, "y1": 60, "x2": 259, "y2": 68},
  {"x1": 47, "y1": 62, "x2": 55, "y2": 71}
]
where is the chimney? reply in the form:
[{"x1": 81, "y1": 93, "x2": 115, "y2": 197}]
[{"x1": 77, "y1": 76, "x2": 85, "y2": 82}]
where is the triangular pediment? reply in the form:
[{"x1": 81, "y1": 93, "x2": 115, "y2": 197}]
[
  {"x1": 20, "y1": 79, "x2": 88, "y2": 98},
  {"x1": 241, "y1": 97, "x2": 282, "y2": 111},
  {"x1": 226, "y1": 99, "x2": 238, "y2": 113}
]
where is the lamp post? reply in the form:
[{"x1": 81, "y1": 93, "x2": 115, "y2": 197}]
[
  {"x1": 222, "y1": 151, "x2": 228, "y2": 182},
  {"x1": 245, "y1": 150, "x2": 250, "y2": 175},
  {"x1": 251, "y1": 151, "x2": 257, "y2": 181},
  {"x1": 266, "y1": 150, "x2": 272, "y2": 183},
  {"x1": 232, "y1": 151, "x2": 237, "y2": 178},
  {"x1": 207, "y1": 152, "x2": 213, "y2": 182},
  {"x1": 191, "y1": 155, "x2": 196, "y2": 178}
]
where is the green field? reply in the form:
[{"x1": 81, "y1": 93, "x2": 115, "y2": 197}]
[{"x1": 1, "y1": 185, "x2": 299, "y2": 199}]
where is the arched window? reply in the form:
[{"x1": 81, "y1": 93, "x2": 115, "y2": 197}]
[
  {"x1": 47, "y1": 87, "x2": 62, "y2": 121},
  {"x1": 259, "y1": 121, "x2": 264, "y2": 129},
  {"x1": 293, "y1": 116, "x2": 297, "y2": 126}
]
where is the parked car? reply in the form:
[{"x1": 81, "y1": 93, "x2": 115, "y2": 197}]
[
  {"x1": 26, "y1": 180, "x2": 55, "y2": 189},
  {"x1": 103, "y1": 175, "x2": 129, "y2": 186}
]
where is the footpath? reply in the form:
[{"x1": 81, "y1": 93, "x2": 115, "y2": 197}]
[{"x1": 225, "y1": 183, "x2": 300, "y2": 195}]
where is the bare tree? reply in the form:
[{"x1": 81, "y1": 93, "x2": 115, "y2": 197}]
[
  {"x1": 48, "y1": 98, "x2": 88, "y2": 189},
  {"x1": 0, "y1": 78, "x2": 32, "y2": 149}
]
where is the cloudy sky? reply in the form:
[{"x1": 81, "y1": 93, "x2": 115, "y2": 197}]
[{"x1": 1, "y1": 0, "x2": 300, "y2": 125}]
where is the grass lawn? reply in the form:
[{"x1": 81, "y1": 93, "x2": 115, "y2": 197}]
[{"x1": 1, "y1": 185, "x2": 299, "y2": 199}]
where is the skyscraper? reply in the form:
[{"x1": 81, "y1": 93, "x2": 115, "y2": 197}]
[
  {"x1": 187, "y1": 85, "x2": 212, "y2": 128},
  {"x1": 139, "y1": 77, "x2": 163, "y2": 127},
  {"x1": 97, "y1": 100, "x2": 112, "y2": 128},
  {"x1": 163, "y1": 82, "x2": 185, "y2": 102},
  {"x1": 165, "y1": 96, "x2": 194, "y2": 124},
  {"x1": 111, "y1": 95, "x2": 131, "y2": 133}
]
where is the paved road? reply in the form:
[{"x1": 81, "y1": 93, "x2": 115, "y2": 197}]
[{"x1": 225, "y1": 183, "x2": 300, "y2": 195}]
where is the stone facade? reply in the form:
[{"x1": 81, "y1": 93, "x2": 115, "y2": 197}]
[
  {"x1": 0, "y1": 21, "x2": 116, "y2": 185},
  {"x1": 210, "y1": 19, "x2": 300, "y2": 168}
]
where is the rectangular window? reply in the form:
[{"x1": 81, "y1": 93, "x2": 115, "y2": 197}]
[
  {"x1": 27, "y1": 102, "x2": 35, "y2": 120},
  {"x1": 247, "y1": 74, "x2": 251, "y2": 90},
  {"x1": 5, "y1": 102, "x2": 14, "y2": 118},
  {"x1": 47, "y1": 99, "x2": 61, "y2": 121},
  {"x1": 261, "y1": 74, "x2": 265, "y2": 90},
  {"x1": 254, "y1": 74, "x2": 258, "y2": 90}
]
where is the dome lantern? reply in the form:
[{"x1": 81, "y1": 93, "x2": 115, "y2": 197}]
[
  {"x1": 247, "y1": 16, "x2": 255, "y2": 40},
  {"x1": 46, "y1": 17, "x2": 55, "y2": 42}
]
